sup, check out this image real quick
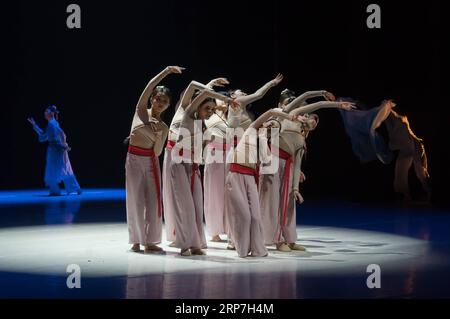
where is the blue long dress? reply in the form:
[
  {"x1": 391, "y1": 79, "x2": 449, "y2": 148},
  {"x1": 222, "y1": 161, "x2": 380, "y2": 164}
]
[
  {"x1": 33, "y1": 119, "x2": 81, "y2": 195},
  {"x1": 338, "y1": 101, "x2": 393, "y2": 165}
]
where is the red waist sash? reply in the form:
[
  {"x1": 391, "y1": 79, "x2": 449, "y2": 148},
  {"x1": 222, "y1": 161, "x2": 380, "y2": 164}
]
[{"x1": 230, "y1": 163, "x2": 259, "y2": 186}]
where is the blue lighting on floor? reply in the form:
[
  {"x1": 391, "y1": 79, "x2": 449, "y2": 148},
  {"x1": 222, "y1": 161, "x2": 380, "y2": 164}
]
[
  {"x1": 0, "y1": 189, "x2": 125, "y2": 205},
  {"x1": 0, "y1": 189, "x2": 126, "y2": 228}
]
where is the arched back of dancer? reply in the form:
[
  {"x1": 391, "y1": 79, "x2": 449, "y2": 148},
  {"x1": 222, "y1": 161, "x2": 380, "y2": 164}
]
[
  {"x1": 28, "y1": 105, "x2": 82, "y2": 196},
  {"x1": 259, "y1": 89, "x2": 330, "y2": 251},
  {"x1": 340, "y1": 99, "x2": 431, "y2": 202},
  {"x1": 259, "y1": 92, "x2": 355, "y2": 252},
  {"x1": 169, "y1": 89, "x2": 237, "y2": 256},
  {"x1": 163, "y1": 77, "x2": 231, "y2": 247},
  {"x1": 203, "y1": 74, "x2": 284, "y2": 244},
  {"x1": 125, "y1": 65, "x2": 184, "y2": 254},
  {"x1": 225, "y1": 107, "x2": 306, "y2": 258},
  {"x1": 227, "y1": 74, "x2": 285, "y2": 132}
]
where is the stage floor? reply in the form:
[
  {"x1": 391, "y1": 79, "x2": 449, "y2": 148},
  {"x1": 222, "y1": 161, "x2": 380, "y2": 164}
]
[{"x1": 0, "y1": 189, "x2": 449, "y2": 298}]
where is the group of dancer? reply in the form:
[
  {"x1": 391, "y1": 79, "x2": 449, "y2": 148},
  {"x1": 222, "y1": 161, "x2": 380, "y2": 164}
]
[
  {"x1": 27, "y1": 65, "x2": 431, "y2": 258},
  {"x1": 123, "y1": 66, "x2": 355, "y2": 257}
]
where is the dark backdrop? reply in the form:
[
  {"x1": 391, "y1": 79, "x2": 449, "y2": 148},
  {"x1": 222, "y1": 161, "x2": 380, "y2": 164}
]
[{"x1": 3, "y1": 0, "x2": 447, "y2": 206}]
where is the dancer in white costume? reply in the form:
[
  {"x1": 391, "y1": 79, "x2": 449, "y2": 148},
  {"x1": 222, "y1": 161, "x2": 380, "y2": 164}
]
[
  {"x1": 225, "y1": 107, "x2": 306, "y2": 257},
  {"x1": 204, "y1": 74, "x2": 284, "y2": 243},
  {"x1": 259, "y1": 91, "x2": 355, "y2": 252},
  {"x1": 169, "y1": 89, "x2": 238, "y2": 256},
  {"x1": 163, "y1": 77, "x2": 230, "y2": 247},
  {"x1": 125, "y1": 66, "x2": 184, "y2": 254}
]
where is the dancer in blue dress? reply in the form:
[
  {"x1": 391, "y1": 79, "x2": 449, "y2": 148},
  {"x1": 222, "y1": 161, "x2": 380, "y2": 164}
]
[
  {"x1": 28, "y1": 105, "x2": 82, "y2": 196},
  {"x1": 339, "y1": 98, "x2": 431, "y2": 202}
]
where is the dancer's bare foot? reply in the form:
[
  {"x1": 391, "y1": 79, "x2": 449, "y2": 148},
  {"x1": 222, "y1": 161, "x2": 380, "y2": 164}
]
[
  {"x1": 226, "y1": 241, "x2": 236, "y2": 250},
  {"x1": 180, "y1": 248, "x2": 191, "y2": 256},
  {"x1": 144, "y1": 244, "x2": 164, "y2": 254},
  {"x1": 131, "y1": 244, "x2": 141, "y2": 252},
  {"x1": 276, "y1": 243, "x2": 291, "y2": 252},
  {"x1": 211, "y1": 235, "x2": 222, "y2": 242},
  {"x1": 289, "y1": 243, "x2": 306, "y2": 251},
  {"x1": 191, "y1": 248, "x2": 206, "y2": 256},
  {"x1": 169, "y1": 241, "x2": 177, "y2": 247}
]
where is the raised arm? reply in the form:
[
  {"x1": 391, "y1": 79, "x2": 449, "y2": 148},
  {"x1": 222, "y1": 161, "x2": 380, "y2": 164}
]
[
  {"x1": 237, "y1": 74, "x2": 283, "y2": 108},
  {"x1": 180, "y1": 78, "x2": 229, "y2": 109},
  {"x1": 27, "y1": 118, "x2": 47, "y2": 142},
  {"x1": 179, "y1": 77, "x2": 228, "y2": 110},
  {"x1": 206, "y1": 77, "x2": 229, "y2": 90},
  {"x1": 284, "y1": 90, "x2": 334, "y2": 113},
  {"x1": 289, "y1": 101, "x2": 355, "y2": 116},
  {"x1": 251, "y1": 108, "x2": 299, "y2": 129},
  {"x1": 179, "y1": 81, "x2": 211, "y2": 110},
  {"x1": 185, "y1": 90, "x2": 234, "y2": 116},
  {"x1": 136, "y1": 66, "x2": 184, "y2": 123},
  {"x1": 370, "y1": 99, "x2": 395, "y2": 131}
]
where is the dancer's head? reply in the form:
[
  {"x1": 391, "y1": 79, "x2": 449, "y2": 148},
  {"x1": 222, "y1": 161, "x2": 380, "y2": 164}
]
[
  {"x1": 303, "y1": 113, "x2": 319, "y2": 131},
  {"x1": 279, "y1": 89, "x2": 296, "y2": 109},
  {"x1": 229, "y1": 89, "x2": 247, "y2": 99},
  {"x1": 149, "y1": 86, "x2": 171, "y2": 115},
  {"x1": 197, "y1": 99, "x2": 216, "y2": 120},
  {"x1": 44, "y1": 105, "x2": 59, "y2": 121},
  {"x1": 192, "y1": 91, "x2": 216, "y2": 120}
]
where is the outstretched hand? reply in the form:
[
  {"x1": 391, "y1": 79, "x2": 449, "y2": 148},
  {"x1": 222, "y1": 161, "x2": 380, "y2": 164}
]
[
  {"x1": 210, "y1": 77, "x2": 230, "y2": 88},
  {"x1": 166, "y1": 66, "x2": 185, "y2": 74},
  {"x1": 27, "y1": 117, "x2": 36, "y2": 126},
  {"x1": 324, "y1": 91, "x2": 336, "y2": 101},
  {"x1": 271, "y1": 73, "x2": 284, "y2": 86},
  {"x1": 340, "y1": 102, "x2": 357, "y2": 111}
]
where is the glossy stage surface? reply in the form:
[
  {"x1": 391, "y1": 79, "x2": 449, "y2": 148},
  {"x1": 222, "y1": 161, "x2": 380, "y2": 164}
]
[{"x1": 0, "y1": 189, "x2": 449, "y2": 298}]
